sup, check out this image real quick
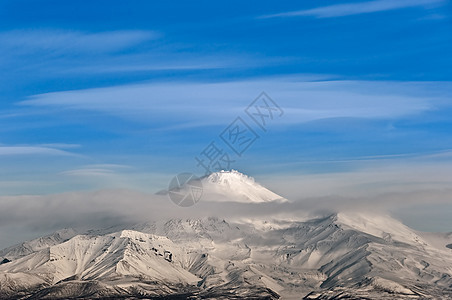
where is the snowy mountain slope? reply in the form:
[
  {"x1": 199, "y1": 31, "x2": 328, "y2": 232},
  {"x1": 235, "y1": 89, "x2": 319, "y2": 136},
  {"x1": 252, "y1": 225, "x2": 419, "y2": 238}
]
[
  {"x1": 0, "y1": 229, "x2": 202, "y2": 299},
  {"x1": 1, "y1": 230, "x2": 200, "y2": 281},
  {"x1": 248, "y1": 213, "x2": 452, "y2": 296},
  {"x1": 2, "y1": 215, "x2": 452, "y2": 299}
]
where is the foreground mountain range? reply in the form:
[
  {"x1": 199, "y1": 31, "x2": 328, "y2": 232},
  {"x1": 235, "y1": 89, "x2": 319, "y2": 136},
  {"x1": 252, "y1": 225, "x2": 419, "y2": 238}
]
[{"x1": 1, "y1": 171, "x2": 452, "y2": 299}]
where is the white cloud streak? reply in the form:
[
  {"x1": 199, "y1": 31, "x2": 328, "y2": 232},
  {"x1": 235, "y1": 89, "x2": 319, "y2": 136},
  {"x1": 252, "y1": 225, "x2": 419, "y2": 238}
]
[
  {"x1": 0, "y1": 146, "x2": 77, "y2": 157},
  {"x1": 260, "y1": 0, "x2": 444, "y2": 19},
  {"x1": 0, "y1": 29, "x2": 159, "y2": 54},
  {"x1": 61, "y1": 168, "x2": 116, "y2": 177},
  {"x1": 19, "y1": 78, "x2": 448, "y2": 128},
  {"x1": 0, "y1": 29, "x2": 266, "y2": 76}
]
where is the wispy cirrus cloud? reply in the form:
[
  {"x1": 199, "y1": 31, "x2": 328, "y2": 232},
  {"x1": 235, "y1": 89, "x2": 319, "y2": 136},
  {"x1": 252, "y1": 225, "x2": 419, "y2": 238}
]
[
  {"x1": 260, "y1": 0, "x2": 445, "y2": 19},
  {"x1": 0, "y1": 29, "x2": 159, "y2": 54},
  {"x1": 0, "y1": 28, "x2": 267, "y2": 78},
  {"x1": 19, "y1": 78, "x2": 447, "y2": 128},
  {"x1": 37, "y1": 143, "x2": 81, "y2": 149},
  {"x1": 60, "y1": 164, "x2": 131, "y2": 177},
  {"x1": 0, "y1": 146, "x2": 78, "y2": 156},
  {"x1": 61, "y1": 168, "x2": 116, "y2": 177}
]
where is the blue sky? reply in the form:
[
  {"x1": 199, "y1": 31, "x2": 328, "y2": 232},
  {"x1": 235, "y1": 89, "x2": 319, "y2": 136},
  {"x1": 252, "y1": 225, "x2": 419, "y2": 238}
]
[{"x1": 0, "y1": 0, "x2": 452, "y2": 232}]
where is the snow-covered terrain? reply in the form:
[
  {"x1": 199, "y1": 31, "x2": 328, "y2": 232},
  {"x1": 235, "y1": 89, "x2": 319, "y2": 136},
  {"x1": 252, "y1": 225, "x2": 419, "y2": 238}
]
[{"x1": 1, "y1": 171, "x2": 452, "y2": 299}]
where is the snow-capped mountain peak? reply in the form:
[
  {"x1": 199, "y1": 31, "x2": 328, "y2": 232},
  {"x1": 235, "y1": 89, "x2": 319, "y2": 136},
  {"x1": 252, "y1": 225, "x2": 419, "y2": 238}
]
[
  {"x1": 206, "y1": 170, "x2": 255, "y2": 186},
  {"x1": 202, "y1": 170, "x2": 287, "y2": 203}
]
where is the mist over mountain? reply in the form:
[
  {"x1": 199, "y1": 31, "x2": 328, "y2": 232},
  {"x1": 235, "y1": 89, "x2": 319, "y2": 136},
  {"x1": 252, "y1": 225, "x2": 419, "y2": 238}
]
[{"x1": 1, "y1": 171, "x2": 451, "y2": 299}]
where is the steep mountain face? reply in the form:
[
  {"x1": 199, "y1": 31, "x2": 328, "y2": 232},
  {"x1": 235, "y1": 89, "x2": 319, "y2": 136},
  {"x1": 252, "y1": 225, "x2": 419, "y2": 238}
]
[{"x1": 1, "y1": 172, "x2": 452, "y2": 299}]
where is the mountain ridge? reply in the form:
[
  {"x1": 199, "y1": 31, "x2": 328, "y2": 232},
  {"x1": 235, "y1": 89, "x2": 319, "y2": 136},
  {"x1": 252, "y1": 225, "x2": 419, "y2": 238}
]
[
  {"x1": 1, "y1": 172, "x2": 452, "y2": 299},
  {"x1": 2, "y1": 214, "x2": 452, "y2": 299}
]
